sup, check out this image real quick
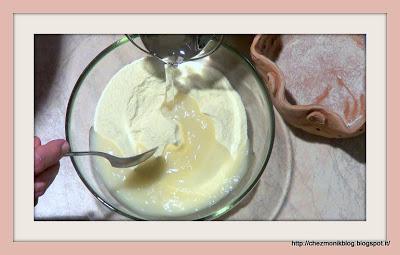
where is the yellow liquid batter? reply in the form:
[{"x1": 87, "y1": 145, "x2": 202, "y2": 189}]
[
  {"x1": 92, "y1": 92, "x2": 246, "y2": 217},
  {"x1": 161, "y1": 93, "x2": 232, "y2": 184}
]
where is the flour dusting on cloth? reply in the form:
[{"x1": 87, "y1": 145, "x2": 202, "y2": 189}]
[{"x1": 276, "y1": 34, "x2": 365, "y2": 127}]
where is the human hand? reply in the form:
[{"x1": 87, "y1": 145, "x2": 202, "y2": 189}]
[{"x1": 34, "y1": 136, "x2": 69, "y2": 206}]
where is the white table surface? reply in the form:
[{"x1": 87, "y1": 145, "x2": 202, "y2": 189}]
[{"x1": 34, "y1": 34, "x2": 366, "y2": 220}]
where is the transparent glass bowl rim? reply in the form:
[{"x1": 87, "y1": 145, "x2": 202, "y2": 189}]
[{"x1": 65, "y1": 35, "x2": 276, "y2": 221}]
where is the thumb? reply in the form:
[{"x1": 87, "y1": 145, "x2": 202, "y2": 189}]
[{"x1": 35, "y1": 139, "x2": 69, "y2": 176}]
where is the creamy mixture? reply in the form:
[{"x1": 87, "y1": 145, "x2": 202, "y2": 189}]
[{"x1": 91, "y1": 57, "x2": 248, "y2": 217}]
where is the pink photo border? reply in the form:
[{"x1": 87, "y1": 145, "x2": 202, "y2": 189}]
[{"x1": 1, "y1": 0, "x2": 399, "y2": 254}]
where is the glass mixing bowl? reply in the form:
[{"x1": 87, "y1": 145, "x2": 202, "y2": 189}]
[{"x1": 66, "y1": 35, "x2": 275, "y2": 220}]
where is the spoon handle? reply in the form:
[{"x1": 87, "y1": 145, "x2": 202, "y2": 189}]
[
  {"x1": 64, "y1": 151, "x2": 107, "y2": 157},
  {"x1": 64, "y1": 148, "x2": 157, "y2": 168},
  {"x1": 64, "y1": 151, "x2": 117, "y2": 165}
]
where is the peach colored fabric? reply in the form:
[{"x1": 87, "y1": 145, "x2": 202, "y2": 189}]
[{"x1": 251, "y1": 34, "x2": 366, "y2": 138}]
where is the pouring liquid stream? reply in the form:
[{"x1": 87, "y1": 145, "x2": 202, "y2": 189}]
[{"x1": 115, "y1": 60, "x2": 235, "y2": 199}]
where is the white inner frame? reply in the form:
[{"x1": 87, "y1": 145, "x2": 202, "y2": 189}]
[{"x1": 14, "y1": 14, "x2": 386, "y2": 241}]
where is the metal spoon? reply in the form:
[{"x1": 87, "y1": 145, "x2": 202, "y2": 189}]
[{"x1": 64, "y1": 147, "x2": 158, "y2": 168}]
